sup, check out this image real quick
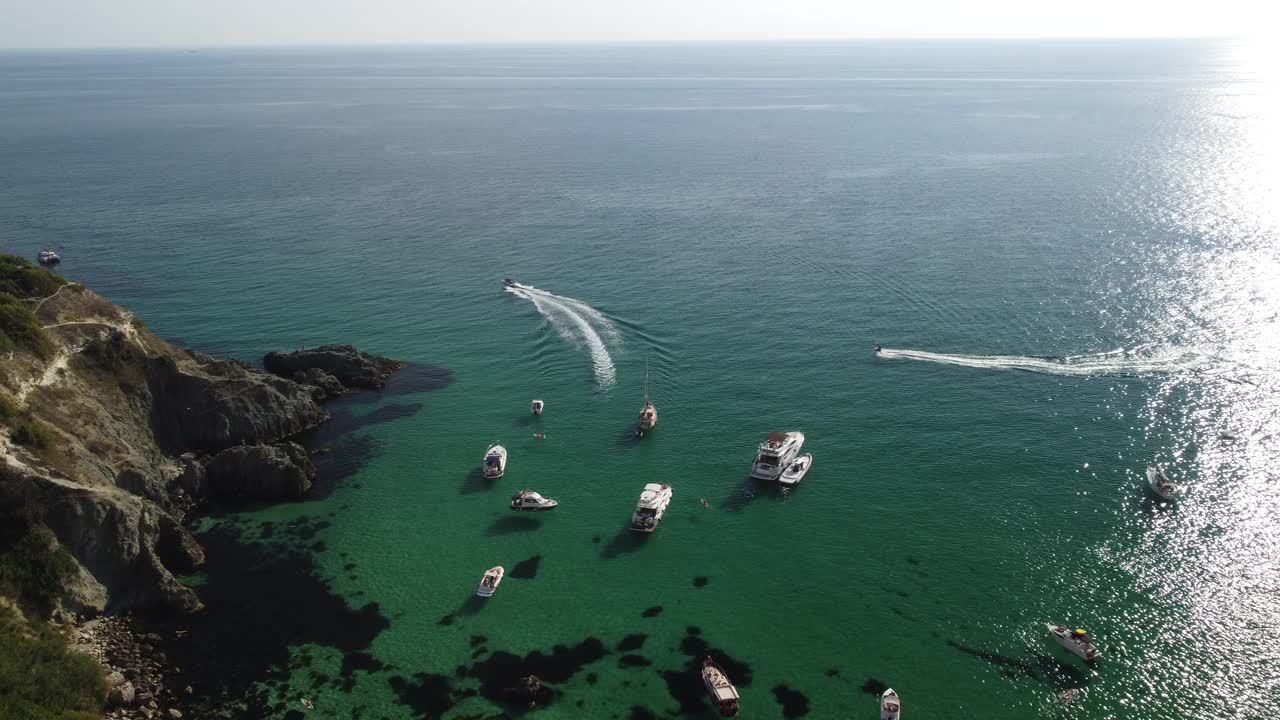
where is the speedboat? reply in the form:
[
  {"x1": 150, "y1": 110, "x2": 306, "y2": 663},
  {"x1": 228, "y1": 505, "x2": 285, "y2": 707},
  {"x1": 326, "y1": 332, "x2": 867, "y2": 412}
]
[
  {"x1": 778, "y1": 453, "x2": 812, "y2": 486},
  {"x1": 636, "y1": 357, "x2": 657, "y2": 435},
  {"x1": 630, "y1": 483, "x2": 673, "y2": 533},
  {"x1": 483, "y1": 445, "x2": 507, "y2": 479},
  {"x1": 476, "y1": 566, "x2": 504, "y2": 597},
  {"x1": 1047, "y1": 624, "x2": 1100, "y2": 662},
  {"x1": 701, "y1": 657, "x2": 740, "y2": 717},
  {"x1": 511, "y1": 489, "x2": 558, "y2": 512},
  {"x1": 37, "y1": 249, "x2": 60, "y2": 265},
  {"x1": 503, "y1": 278, "x2": 516, "y2": 287},
  {"x1": 530, "y1": 399, "x2": 544, "y2": 415},
  {"x1": 750, "y1": 432, "x2": 804, "y2": 480},
  {"x1": 880, "y1": 688, "x2": 901, "y2": 720},
  {"x1": 1146, "y1": 466, "x2": 1180, "y2": 500},
  {"x1": 874, "y1": 345, "x2": 882, "y2": 354}
]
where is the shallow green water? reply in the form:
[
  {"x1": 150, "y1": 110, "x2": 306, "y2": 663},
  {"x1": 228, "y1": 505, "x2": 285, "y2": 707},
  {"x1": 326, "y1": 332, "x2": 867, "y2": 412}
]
[{"x1": 2, "y1": 41, "x2": 1277, "y2": 719}]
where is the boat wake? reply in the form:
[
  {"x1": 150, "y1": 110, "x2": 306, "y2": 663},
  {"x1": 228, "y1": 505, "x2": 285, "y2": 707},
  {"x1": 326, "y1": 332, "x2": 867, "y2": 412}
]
[
  {"x1": 875, "y1": 347, "x2": 1219, "y2": 377},
  {"x1": 506, "y1": 282, "x2": 618, "y2": 387}
]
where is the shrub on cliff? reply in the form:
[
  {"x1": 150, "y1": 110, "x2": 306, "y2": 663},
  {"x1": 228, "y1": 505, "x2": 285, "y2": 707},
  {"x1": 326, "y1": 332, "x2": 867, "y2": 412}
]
[
  {"x1": 11, "y1": 420, "x2": 54, "y2": 450},
  {"x1": 0, "y1": 254, "x2": 67, "y2": 298},
  {"x1": 0, "y1": 603, "x2": 106, "y2": 720},
  {"x1": 0, "y1": 502, "x2": 77, "y2": 618},
  {"x1": 0, "y1": 292, "x2": 51, "y2": 358},
  {"x1": 0, "y1": 392, "x2": 19, "y2": 424}
]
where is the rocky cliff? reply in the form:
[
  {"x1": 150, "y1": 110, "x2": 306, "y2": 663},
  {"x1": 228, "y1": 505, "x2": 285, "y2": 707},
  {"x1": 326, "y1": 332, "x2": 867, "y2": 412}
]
[{"x1": 0, "y1": 255, "x2": 392, "y2": 618}]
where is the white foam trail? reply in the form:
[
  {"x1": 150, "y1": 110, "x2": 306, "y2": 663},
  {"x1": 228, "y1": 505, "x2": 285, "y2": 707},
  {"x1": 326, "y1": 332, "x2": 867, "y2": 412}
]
[
  {"x1": 514, "y1": 283, "x2": 621, "y2": 342},
  {"x1": 876, "y1": 347, "x2": 1217, "y2": 377},
  {"x1": 506, "y1": 284, "x2": 616, "y2": 387}
]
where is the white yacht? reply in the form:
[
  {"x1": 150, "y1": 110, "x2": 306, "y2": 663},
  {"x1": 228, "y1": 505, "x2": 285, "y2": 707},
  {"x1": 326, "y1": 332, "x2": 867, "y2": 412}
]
[
  {"x1": 701, "y1": 657, "x2": 740, "y2": 717},
  {"x1": 1047, "y1": 624, "x2": 1100, "y2": 662},
  {"x1": 1146, "y1": 466, "x2": 1180, "y2": 500},
  {"x1": 530, "y1": 399, "x2": 544, "y2": 415},
  {"x1": 880, "y1": 688, "x2": 901, "y2": 720},
  {"x1": 778, "y1": 453, "x2": 812, "y2": 486},
  {"x1": 750, "y1": 432, "x2": 805, "y2": 480},
  {"x1": 37, "y1": 249, "x2": 60, "y2": 264},
  {"x1": 630, "y1": 483, "x2": 673, "y2": 533},
  {"x1": 476, "y1": 566, "x2": 504, "y2": 597},
  {"x1": 483, "y1": 445, "x2": 507, "y2": 479},
  {"x1": 510, "y1": 489, "x2": 558, "y2": 512}
]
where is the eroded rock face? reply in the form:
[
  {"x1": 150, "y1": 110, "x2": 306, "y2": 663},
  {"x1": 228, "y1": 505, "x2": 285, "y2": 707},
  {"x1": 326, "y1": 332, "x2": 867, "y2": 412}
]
[
  {"x1": 264, "y1": 344, "x2": 406, "y2": 390},
  {"x1": 203, "y1": 442, "x2": 317, "y2": 500},
  {"x1": 291, "y1": 367, "x2": 346, "y2": 401}
]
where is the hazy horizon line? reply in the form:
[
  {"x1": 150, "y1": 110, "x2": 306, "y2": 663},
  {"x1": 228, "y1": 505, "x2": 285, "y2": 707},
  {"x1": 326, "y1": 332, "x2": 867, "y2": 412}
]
[{"x1": 0, "y1": 35, "x2": 1242, "y2": 53}]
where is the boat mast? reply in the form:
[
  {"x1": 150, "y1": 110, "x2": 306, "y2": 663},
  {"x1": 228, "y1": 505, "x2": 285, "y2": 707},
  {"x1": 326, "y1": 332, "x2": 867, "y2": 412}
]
[{"x1": 643, "y1": 354, "x2": 650, "y2": 404}]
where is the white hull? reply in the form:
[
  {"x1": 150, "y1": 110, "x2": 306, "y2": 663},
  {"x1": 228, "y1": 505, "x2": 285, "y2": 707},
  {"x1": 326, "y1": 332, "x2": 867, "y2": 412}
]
[
  {"x1": 476, "y1": 566, "x2": 504, "y2": 597},
  {"x1": 1146, "y1": 466, "x2": 1179, "y2": 499},
  {"x1": 511, "y1": 490, "x2": 558, "y2": 512},
  {"x1": 483, "y1": 445, "x2": 507, "y2": 479},
  {"x1": 778, "y1": 453, "x2": 812, "y2": 486},
  {"x1": 880, "y1": 688, "x2": 900, "y2": 720},
  {"x1": 631, "y1": 483, "x2": 673, "y2": 532},
  {"x1": 750, "y1": 432, "x2": 804, "y2": 480},
  {"x1": 1047, "y1": 624, "x2": 1099, "y2": 661},
  {"x1": 531, "y1": 400, "x2": 544, "y2": 415}
]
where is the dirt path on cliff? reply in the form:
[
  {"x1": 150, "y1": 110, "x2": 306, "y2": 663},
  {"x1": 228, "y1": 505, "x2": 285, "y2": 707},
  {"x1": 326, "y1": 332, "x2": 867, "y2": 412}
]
[{"x1": 12, "y1": 316, "x2": 147, "y2": 403}]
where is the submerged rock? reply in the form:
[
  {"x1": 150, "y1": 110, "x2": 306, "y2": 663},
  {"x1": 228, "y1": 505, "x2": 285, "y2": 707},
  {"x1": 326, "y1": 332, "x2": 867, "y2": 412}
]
[{"x1": 264, "y1": 345, "x2": 406, "y2": 390}]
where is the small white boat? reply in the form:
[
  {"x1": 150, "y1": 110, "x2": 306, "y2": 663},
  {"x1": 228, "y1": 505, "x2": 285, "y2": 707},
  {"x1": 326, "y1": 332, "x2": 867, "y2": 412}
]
[
  {"x1": 778, "y1": 453, "x2": 812, "y2": 486},
  {"x1": 750, "y1": 432, "x2": 805, "y2": 480},
  {"x1": 483, "y1": 445, "x2": 507, "y2": 479},
  {"x1": 476, "y1": 566, "x2": 504, "y2": 597},
  {"x1": 630, "y1": 483, "x2": 673, "y2": 533},
  {"x1": 530, "y1": 399, "x2": 544, "y2": 415},
  {"x1": 701, "y1": 657, "x2": 740, "y2": 717},
  {"x1": 511, "y1": 489, "x2": 558, "y2": 512},
  {"x1": 1047, "y1": 624, "x2": 1100, "y2": 662},
  {"x1": 37, "y1": 249, "x2": 60, "y2": 264},
  {"x1": 880, "y1": 688, "x2": 901, "y2": 720},
  {"x1": 636, "y1": 357, "x2": 657, "y2": 434},
  {"x1": 1146, "y1": 466, "x2": 1180, "y2": 500}
]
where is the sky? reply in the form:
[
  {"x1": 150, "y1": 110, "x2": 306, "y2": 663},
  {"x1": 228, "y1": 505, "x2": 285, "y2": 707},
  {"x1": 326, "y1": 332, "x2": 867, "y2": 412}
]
[{"x1": 0, "y1": 0, "x2": 1267, "y2": 49}]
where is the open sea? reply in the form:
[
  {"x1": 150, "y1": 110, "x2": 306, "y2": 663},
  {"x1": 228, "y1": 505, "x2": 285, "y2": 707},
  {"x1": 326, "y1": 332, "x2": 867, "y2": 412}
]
[{"x1": 2, "y1": 41, "x2": 1278, "y2": 719}]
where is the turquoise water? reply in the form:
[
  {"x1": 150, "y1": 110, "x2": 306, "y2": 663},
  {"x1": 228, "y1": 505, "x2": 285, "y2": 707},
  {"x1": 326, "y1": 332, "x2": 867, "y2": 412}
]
[{"x1": 2, "y1": 41, "x2": 1278, "y2": 719}]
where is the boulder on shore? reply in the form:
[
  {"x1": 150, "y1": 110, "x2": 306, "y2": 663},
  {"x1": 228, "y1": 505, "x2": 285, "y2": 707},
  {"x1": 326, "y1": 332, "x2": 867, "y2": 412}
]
[
  {"x1": 202, "y1": 442, "x2": 317, "y2": 499},
  {"x1": 263, "y1": 345, "x2": 405, "y2": 390}
]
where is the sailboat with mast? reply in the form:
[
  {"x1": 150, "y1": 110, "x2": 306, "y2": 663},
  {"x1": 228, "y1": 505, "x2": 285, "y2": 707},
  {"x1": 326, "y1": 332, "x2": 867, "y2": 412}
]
[{"x1": 636, "y1": 356, "x2": 657, "y2": 436}]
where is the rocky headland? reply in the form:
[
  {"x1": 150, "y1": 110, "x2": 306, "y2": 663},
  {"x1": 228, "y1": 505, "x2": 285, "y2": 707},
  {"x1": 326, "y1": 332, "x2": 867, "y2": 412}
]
[{"x1": 0, "y1": 254, "x2": 410, "y2": 718}]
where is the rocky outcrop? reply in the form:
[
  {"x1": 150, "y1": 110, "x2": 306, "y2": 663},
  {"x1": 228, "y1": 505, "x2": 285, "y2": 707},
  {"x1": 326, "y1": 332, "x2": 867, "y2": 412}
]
[
  {"x1": 0, "y1": 262, "x2": 401, "y2": 616},
  {"x1": 202, "y1": 442, "x2": 316, "y2": 499},
  {"x1": 264, "y1": 344, "x2": 406, "y2": 390}
]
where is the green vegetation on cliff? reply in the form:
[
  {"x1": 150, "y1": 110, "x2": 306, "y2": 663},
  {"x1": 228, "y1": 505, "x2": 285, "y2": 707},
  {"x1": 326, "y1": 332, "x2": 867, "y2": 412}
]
[
  {"x1": 0, "y1": 255, "x2": 66, "y2": 298},
  {"x1": 0, "y1": 603, "x2": 105, "y2": 720},
  {"x1": 0, "y1": 254, "x2": 64, "y2": 358},
  {"x1": 0, "y1": 501, "x2": 77, "y2": 618}
]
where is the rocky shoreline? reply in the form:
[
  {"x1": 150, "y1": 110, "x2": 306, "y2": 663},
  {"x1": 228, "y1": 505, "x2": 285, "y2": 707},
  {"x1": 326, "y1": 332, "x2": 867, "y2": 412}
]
[{"x1": 72, "y1": 615, "x2": 186, "y2": 720}]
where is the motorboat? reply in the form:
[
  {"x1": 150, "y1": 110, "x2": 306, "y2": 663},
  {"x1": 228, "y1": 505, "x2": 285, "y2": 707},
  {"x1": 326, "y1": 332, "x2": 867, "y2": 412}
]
[
  {"x1": 511, "y1": 489, "x2": 558, "y2": 512},
  {"x1": 701, "y1": 657, "x2": 740, "y2": 717},
  {"x1": 476, "y1": 566, "x2": 504, "y2": 597},
  {"x1": 483, "y1": 445, "x2": 507, "y2": 479},
  {"x1": 530, "y1": 399, "x2": 544, "y2": 415},
  {"x1": 636, "y1": 356, "x2": 657, "y2": 435},
  {"x1": 750, "y1": 432, "x2": 805, "y2": 480},
  {"x1": 1146, "y1": 466, "x2": 1180, "y2": 500},
  {"x1": 503, "y1": 278, "x2": 516, "y2": 287},
  {"x1": 37, "y1": 249, "x2": 60, "y2": 265},
  {"x1": 630, "y1": 483, "x2": 673, "y2": 533},
  {"x1": 874, "y1": 345, "x2": 882, "y2": 354},
  {"x1": 880, "y1": 688, "x2": 901, "y2": 720},
  {"x1": 778, "y1": 453, "x2": 812, "y2": 486},
  {"x1": 1047, "y1": 624, "x2": 1100, "y2": 662}
]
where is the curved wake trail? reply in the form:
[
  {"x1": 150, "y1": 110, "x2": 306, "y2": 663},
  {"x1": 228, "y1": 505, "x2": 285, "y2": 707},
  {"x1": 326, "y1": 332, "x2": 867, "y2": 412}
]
[
  {"x1": 506, "y1": 283, "x2": 617, "y2": 387},
  {"x1": 876, "y1": 347, "x2": 1219, "y2": 377}
]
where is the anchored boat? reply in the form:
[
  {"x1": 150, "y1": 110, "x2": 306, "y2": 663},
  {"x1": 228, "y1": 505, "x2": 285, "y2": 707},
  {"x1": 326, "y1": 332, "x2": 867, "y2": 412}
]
[
  {"x1": 37, "y1": 249, "x2": 60, "y2": 265},
  {"x1": 630, "y1": 483, "x2": 673, "y2": 532},
  {"x1": 483, "y1": 445, "x2": 507, "y2": 479},
  {"x1": 778, "y1": 453, "x2": 812, "y2": 486},
  {"x1": 636, "y1": 357, "x2": 657, "y2": 435},
  {"x1": 511, "y1": 489, "x2": 558, "y2": 512},
  {"x1": 701, "y1": 657, "x2": 740, "y2": 717},
  {"x1": 750, "y1": 432, "x2": 805, "y2": 481},
  {"x1": 1146, "y1": 466, "x2": 1180, "y2": 500},
  {"x1": 476, "y1": 566, "x2": 504, "y2": 597},
  {"x1": 530, "y1": 399, "x2": 544, "y2": 415},
  {"x1": 880, "y1": 688, "x2": 901, "y2": 720},
  {"x1": 1047, "y1": 624, "x2": 1100, "y2": 662}
]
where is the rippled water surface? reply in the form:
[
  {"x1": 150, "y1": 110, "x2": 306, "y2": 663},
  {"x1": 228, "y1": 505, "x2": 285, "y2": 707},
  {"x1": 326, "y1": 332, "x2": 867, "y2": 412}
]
[{"x1": 1, "y1": 40, "x2": 1277, "y2": 719}]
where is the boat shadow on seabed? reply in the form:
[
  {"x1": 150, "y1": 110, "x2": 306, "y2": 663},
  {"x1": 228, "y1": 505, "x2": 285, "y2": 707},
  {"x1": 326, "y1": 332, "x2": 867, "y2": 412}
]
[
  {"x1": 720, "y1": 475, "x2": 793, "y2": 512},
  {"x1": 460, "y1": 467, "x2": 496, "y2": 495}
]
